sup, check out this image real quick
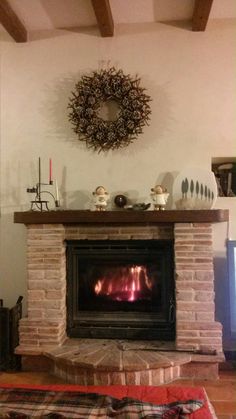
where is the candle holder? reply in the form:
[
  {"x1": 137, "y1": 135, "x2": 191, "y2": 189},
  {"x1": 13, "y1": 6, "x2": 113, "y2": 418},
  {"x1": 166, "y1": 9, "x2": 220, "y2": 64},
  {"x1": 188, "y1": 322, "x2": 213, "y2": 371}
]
[{"x1": 27, "y1": 158, "x2": 60, "y2": 211}]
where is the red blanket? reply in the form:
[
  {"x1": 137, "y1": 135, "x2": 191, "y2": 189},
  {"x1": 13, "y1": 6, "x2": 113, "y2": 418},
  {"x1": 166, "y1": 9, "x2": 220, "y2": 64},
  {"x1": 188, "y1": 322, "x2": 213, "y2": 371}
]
[{"x1": 0, "y1": 384, "x2": 216, "y2": 418}]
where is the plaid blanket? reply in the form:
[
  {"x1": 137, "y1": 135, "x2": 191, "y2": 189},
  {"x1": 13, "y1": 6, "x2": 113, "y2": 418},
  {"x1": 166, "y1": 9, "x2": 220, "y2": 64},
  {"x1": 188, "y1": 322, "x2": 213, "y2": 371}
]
[{"x1": 0, "y1": 387, "x2": 204, "y2": 418}]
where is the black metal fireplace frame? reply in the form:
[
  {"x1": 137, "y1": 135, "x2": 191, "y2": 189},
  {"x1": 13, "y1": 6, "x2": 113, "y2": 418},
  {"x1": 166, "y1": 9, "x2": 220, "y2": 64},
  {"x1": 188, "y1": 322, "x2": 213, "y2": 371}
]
[{"x1": 66, "y1": 239, "x2": 175, "y2": 340}]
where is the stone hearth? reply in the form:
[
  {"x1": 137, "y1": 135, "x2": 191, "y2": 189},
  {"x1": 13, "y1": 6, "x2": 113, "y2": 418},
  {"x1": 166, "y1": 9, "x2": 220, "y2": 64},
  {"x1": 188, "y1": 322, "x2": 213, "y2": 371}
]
[{"x1": 14, "y1": 210, "x2": 228, "y2": 384}]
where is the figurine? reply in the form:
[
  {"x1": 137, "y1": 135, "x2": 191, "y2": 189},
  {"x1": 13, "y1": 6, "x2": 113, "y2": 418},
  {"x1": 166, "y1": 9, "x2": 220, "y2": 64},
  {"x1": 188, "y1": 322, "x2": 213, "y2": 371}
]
[
  {"x1": 92, "y1": 186, "x2": 109, "y2": 211},
  {"x1": 150, "y1": 185, "x2": 169, "y2": 210}
]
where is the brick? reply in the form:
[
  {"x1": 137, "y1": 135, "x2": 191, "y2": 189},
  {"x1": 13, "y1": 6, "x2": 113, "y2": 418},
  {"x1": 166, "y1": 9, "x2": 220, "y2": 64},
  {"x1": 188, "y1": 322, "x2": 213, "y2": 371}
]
[
  {"x1": 20, "y1": 319, "x2": 60, "y2": 327},
  {"x1": 19, "y1": 327, "x2": 38, "y2": 333},
  {"x1": 172, "y1": 365, "x2": 180, "y2": 380},
  {"x1": 84, "y1": 371, "x2": 96, "y2": 386},
  {"x1": 175, "y1": 290, "x2": 194, "y2": 301},
  {"x1": 28, "y1": 290, "x2": 45, "y2": 299},
  {"x1": 38, "y1": 328, "x2": 62, "y2": 335},
  {"x1": 180, "y1": 362, "x2": 218, "y2": 379},
  {"x1": 193, "y1": 223, "x2": 212, "y2": 228},
  {"x1": 175, "y1": 271, "x2": 194, "y2": 281},
  {"x1": 45, "y1": 290, "x2": 65, "y2": 299},
  {"x1": 193, "y1": 245, "x2": 212, "y2": 251},
  {"x1": 175, "y1": 234, "x2": 194, "y2": 240},
  {"x1": 200, "y1": 331, "x2": 222, "y2": 337},
  {"x1": 176, "y1": 281, "x2": 213, "y2": 291},
  {"x1": 194, "y1": 291, "x2": 215, "y2": 302},
  {"x1": 196, "y1": 312, "x2": 215, "y2": 321},
  {"x1": 22, "y1": 356, "x2": 53, "y2": 372},
  {"x1": 106, "y1": 234, "x2": 131, "y2": 240},
  {"x1": 28, "y1": 300, "x2": 63, "y2": 309},
  {"x1": 175, "y1": 240, "x2": 213, "y2": 246},
  {"x1": 28, "y1": 271, "x2": 45, "y2": 279},
  {"x1": 44, "y1": 281, "x2": 66, "y2": 290},
  {"x1": 176, "y1": 264, "x2": 213, "y2": 270},
  {"x1": 193, "y1": 234, "x2": 212, "y2": 239},
  {"x1": 44, "y1": 271, "x2": 64, "y2": 279},
  {"x1": 140, "y1": 370, "x2": 151, "y2": 385},
  {"x1": 175, "y1": 257, "x2": 195, "y2": 264},
  {"x1": 28, "y1": 309, "x2": 43, "y2": 319},
  {"x1": 164, "y1": 367, "x2": 173, "y2": 383},
  {"x1": 176, "y1": 302, "x2": 214, "y2": 312},
  {"x1": 78, "y1": 227, "x2": 119, "y2": 235},
  {"x1": 175, "y1": 245, "x2": 194, "y2": 251},
  {"x1": 86, "y1": 234, "x2": 109, "y2": 240},
  {"x1": 177, "y1": 311, "x2": 195, "y2": 321},
  {"x1": 175, "y1": 228, "x2": 212, "y2": 234},
  {"x1": 177, "y1": 322, "x2": 222, "y2": 331},
  {"x1": 151, "y1": 369, "x2": 164, "y2": 385},
  {"x1": 176, "y1": 341, "x2": 199, "y2": 350},
  {"x1": 177, "y1": 331, "x2": 199, "y2": 337},
  {"x1": 177, "y1": 337, "x2": 222, "y2": 346},
  {"x1": 195, "y1": 271, "x2": 214, "y2": 281},
  {"x1": 175, "y1": 251, "x2": 213, "y2": 258},
  {"x1": 108, "y1": 372, "x2": 125, "y2": 385},
  {"x1": 20, "y1": 339, "x2": 40, "y2": 346},
  {"x1": 125, "y1": 372, "x2": 136, "y2": 385},
  {"x1": 175, "y1": 223, "x2": 194, "y2": 228},
  {"x1": 20, "y1": 333, "x2": 40, "y2": 340},
  {"x1": 195, "y1": 258, "x2": 213, "y2": 263},
  {"x1": 131, "y1": 234, "x2": 154, "y2": 239},
  {"x1": 44, "y1": 309, "x2": 66, "y2": 319}
]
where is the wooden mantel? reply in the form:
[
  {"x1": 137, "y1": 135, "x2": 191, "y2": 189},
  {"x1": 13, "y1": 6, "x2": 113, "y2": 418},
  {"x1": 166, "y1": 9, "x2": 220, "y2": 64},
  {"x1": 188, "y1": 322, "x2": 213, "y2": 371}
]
[{"x1": 14, "y1": 209, "x2": 229, "y2": 225}]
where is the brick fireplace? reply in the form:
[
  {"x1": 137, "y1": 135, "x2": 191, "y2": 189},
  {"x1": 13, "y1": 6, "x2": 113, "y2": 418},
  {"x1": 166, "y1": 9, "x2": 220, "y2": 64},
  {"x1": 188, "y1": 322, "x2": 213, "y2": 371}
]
[{"x1": 14, "y1": 209, "x2": 228, "y2": 384}]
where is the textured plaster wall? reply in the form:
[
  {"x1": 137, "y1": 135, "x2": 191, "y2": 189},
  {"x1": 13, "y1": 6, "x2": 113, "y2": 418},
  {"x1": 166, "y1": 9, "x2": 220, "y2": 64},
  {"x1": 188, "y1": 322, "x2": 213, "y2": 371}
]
[{"x1": 0, "y1": 20, "x2": 235, "y2": 344}]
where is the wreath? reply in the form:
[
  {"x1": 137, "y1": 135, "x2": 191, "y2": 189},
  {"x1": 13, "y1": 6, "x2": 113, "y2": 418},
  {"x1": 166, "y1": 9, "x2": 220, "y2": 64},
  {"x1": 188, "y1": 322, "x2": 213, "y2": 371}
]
[{"x1": 68, "y1": 67, "x2": 151, "y2": 152}]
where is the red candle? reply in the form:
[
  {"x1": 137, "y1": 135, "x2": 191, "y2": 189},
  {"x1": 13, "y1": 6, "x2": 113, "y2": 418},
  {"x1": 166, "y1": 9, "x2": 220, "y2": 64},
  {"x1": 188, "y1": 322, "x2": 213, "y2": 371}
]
[{"x1": 49, "y1": 158, "x2": 52, "y2": 183}]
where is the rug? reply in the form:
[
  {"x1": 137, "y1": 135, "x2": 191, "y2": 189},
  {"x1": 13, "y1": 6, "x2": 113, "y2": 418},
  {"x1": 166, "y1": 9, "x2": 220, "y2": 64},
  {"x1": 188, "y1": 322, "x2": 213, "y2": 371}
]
[{"x1": 0, "y1": 384, "x2": 217, "y2": 418}]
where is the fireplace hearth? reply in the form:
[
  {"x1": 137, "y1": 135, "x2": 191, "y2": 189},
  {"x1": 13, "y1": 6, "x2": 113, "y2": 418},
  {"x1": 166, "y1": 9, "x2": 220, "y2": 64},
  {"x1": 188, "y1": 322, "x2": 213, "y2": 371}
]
[{"x1": 66, "y1": 239, "x2": 175, "y2": 340}]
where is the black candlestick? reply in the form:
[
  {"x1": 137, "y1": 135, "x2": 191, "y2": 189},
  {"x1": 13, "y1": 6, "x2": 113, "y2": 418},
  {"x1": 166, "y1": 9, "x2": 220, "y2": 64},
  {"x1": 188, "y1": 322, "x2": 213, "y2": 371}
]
[{"x1": 26, "y1": 158, "x2": 59, "y2": 211}]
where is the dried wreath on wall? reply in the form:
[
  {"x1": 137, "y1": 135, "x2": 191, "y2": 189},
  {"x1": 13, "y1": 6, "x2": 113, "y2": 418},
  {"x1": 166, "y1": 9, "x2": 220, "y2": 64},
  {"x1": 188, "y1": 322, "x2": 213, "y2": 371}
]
[{"x1": 68, "y1": 67, "x2": 151, "y2": 152}]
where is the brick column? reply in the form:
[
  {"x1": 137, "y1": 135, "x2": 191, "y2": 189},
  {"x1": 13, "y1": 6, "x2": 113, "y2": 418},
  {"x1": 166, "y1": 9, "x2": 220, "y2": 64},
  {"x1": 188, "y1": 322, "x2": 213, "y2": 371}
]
[
  {"x1": 174, "y1": 223, "x2": 223, "y2": 353},
  {"x1": 18, "y1": 224, "x2": 67, "y2": 351}
]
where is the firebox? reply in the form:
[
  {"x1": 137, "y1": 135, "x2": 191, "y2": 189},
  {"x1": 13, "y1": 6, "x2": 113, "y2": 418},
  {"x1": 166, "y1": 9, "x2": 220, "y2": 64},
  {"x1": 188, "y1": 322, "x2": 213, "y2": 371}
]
[{"x1": 66, "y1": 239, "x2": 175, "y2": 340}]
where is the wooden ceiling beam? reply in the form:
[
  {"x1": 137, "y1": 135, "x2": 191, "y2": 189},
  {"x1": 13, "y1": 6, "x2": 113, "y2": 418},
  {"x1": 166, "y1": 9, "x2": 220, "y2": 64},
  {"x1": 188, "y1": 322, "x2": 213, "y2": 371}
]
[
  {"x1": 0, "y1": 0, "x2": 27, "y2": 42},
  {"x1": 91, "y1": 0, "x2": 114, "y2": 37},
  {"x1": 192, "y1": 0, "x2": 214, "y2": 31}
]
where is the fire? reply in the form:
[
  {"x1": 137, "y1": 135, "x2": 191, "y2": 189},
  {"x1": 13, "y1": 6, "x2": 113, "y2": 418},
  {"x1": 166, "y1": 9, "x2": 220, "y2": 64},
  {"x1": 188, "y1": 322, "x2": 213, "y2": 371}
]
[{"x1": 93, "y1": 265, "x2": 153, "y2": 302}]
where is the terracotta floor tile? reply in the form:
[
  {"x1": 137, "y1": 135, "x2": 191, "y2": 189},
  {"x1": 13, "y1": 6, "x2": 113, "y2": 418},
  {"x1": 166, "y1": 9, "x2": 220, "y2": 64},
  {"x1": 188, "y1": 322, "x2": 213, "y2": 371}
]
[
  {"x1": 219, "y1": 371, "x2": 236, "y2": 379},
  {"x1": 211, "y1": 401, "x2": 236, "y2": 415},
  {"x1": 217, "y1": 416, "x2": 235, "y2": 419},
  {"x1": 204, "y1": 383, "x2": 236, "y2": 401}
]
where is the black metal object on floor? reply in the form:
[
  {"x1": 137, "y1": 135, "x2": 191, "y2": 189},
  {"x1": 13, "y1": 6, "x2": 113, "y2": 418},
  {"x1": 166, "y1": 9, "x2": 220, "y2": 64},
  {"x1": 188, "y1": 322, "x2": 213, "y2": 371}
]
[{"x1": 0, "y1": 296, "x2": 23, "y2": 371}]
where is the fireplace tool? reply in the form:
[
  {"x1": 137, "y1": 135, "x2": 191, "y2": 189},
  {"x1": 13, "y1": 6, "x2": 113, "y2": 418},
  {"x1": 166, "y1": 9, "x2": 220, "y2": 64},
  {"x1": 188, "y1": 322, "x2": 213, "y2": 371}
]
[{"x1": 26, "y1": 157, "x2": 60, "y2": 211}]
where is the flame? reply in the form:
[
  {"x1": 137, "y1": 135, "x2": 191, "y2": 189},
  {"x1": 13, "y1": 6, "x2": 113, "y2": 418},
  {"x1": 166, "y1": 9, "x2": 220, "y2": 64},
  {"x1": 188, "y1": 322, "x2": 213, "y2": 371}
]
[{"x1": 94, "y1": 265, "x2": 153, "y2": 302}]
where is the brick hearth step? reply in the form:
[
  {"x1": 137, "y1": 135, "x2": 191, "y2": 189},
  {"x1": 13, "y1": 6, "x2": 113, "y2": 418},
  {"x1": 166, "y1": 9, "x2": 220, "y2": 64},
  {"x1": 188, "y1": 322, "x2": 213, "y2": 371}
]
[{"x1": 38, "y1": 339, "x2": 223, "y2": 385}]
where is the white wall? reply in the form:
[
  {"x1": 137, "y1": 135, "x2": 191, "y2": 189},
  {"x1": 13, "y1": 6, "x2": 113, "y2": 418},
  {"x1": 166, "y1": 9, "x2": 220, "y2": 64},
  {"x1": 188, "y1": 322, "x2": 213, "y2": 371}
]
[{"x1": 0, "y1": 20, "x2": 235, "y2": 344}]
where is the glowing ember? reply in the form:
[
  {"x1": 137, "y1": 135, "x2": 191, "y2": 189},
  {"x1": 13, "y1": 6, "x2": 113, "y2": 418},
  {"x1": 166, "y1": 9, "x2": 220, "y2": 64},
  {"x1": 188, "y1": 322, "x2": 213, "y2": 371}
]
[{"x1": 93, "y1": 265, "x2": 153, "y2": 302}]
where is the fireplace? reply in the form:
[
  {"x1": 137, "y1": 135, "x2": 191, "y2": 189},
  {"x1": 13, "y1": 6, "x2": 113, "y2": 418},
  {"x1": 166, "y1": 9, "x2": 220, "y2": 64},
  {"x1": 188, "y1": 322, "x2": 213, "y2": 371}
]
[
  {"x1": 66, "y1": 239, "x2": 175, "y2": 340},
  {"x1": 13, "y1": 210, "x2": 228, "y2": 384},
  {"x1": 14, "y1": 208, "x2": 228, "y2": 381}
]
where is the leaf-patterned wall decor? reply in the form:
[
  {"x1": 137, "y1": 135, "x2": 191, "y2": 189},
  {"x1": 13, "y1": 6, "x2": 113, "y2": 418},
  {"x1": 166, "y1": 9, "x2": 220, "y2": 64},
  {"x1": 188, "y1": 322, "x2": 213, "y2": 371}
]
[{"x1": 173, "y1": 168, "x2": 217, "y2": 209}]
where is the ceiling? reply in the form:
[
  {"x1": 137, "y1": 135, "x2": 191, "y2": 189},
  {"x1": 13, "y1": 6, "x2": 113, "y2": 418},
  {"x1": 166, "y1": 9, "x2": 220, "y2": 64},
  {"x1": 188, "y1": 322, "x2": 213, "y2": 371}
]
[{"x1": 0, "y1": 0, "x2": 236, "y2": 42}]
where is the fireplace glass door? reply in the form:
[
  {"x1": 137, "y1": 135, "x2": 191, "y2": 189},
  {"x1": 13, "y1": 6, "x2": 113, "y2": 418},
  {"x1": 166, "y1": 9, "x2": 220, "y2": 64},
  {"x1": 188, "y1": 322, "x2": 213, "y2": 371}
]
[{"x1": 66, "y1": 239, "x2": 175, "y2": 340}]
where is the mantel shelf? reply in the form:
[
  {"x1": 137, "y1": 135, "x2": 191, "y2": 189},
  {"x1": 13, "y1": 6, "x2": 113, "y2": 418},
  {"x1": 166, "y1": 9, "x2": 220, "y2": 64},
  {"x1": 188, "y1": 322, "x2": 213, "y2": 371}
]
[{"x1": 14, "y1": 209, "x2": 229, "y2": 225}]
